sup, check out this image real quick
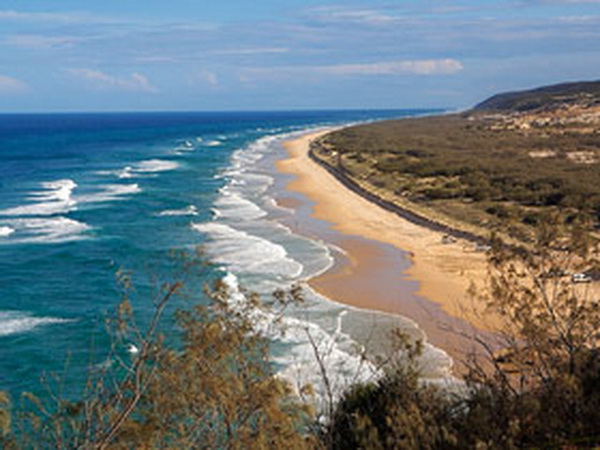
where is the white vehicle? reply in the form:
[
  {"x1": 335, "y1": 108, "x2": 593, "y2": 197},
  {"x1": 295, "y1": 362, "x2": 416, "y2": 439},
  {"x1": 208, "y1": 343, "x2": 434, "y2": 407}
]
[{"x1": 571, "y1": 272, "x2": 592, "y2": 283}]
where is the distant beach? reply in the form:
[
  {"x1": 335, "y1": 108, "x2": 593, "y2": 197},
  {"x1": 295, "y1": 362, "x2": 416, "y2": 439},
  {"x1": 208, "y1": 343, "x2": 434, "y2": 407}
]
[{"x1": 276, "y1": 130, "x2": 497, "y2": 367}]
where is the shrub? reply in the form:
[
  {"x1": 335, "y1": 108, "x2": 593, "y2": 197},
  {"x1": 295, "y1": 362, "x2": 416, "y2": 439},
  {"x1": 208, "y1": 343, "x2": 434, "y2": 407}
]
[{"x1": 1, "y1": 259, "x2": 313, "y2": 449}]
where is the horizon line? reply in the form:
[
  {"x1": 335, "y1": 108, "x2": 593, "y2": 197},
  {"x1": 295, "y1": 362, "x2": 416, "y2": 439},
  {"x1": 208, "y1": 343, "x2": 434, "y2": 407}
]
[{"x1": 0, "y1": 107, "x2": 450, "y2": 116}]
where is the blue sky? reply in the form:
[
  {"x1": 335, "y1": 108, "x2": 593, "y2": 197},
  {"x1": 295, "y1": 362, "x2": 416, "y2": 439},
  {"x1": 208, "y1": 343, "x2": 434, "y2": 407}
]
[{"x1": 0, "y1": 0, "x2": 599, "y2": 112}]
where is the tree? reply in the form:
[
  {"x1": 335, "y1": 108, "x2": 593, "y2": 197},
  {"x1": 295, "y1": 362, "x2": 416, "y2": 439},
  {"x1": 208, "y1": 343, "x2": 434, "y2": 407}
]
[
  {"x1": 322, "y1": 336, "x2": 461, "y2": 450},
  {"x1": 460, "y1": 220, "x2": 600, "y2": 448},
  {"x1": 109, "y1": 278, "x2": 314, "y2": 449},
  {"x1": 1, "y1": 253, "x2": 313, "y2": 449},
  {"x1": 324, "y1": 219, "x2": 600, "y2": 449}
]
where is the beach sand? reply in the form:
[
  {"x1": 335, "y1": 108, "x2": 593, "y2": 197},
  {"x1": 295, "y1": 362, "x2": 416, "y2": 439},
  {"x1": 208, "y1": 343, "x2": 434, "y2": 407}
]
[{"x1": 276, "y1": 130, "x2": 498, "y2": 366}]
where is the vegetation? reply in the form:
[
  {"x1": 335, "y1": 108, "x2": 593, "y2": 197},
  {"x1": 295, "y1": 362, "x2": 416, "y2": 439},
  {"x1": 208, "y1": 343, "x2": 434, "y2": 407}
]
[
  {"x1": 1, "y1": 223, "x2": 600, "y2": 448},
  {"x1": 313, "y1": 81, "x2": 600, "y2": 243},
  {"x1": 322, "y1": 221, "x2": 600, "y2": 449},
  {"x1": 474, "y1": 80, "x2": 600, "y2": 112},
  {"x1": 0, "y1": 256, "x2": 314, "y2": 449}
]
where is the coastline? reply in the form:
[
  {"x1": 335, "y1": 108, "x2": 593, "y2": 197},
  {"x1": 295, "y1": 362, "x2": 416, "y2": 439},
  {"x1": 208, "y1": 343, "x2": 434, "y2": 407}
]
[{"x1": 276, "y1": 129, "x2": 498, "y2": 365}]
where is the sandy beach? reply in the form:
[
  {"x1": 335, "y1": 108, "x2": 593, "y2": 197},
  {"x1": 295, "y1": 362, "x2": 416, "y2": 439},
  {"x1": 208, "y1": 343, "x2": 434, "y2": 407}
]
[{"x1": 276, "y1": 130, "x2": 497, "y2": 364}]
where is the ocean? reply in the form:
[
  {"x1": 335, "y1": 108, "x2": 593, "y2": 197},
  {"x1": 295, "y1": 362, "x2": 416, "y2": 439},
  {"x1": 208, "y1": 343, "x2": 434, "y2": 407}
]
[{"x1": 0, "y1": 110, "x2": 453, "y2": 405}]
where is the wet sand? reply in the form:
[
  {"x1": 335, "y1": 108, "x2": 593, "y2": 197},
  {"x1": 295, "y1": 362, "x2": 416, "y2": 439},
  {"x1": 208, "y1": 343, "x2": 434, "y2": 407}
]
[{"x1": 276, "y1": 130, "x2": 498, "y2": 366}]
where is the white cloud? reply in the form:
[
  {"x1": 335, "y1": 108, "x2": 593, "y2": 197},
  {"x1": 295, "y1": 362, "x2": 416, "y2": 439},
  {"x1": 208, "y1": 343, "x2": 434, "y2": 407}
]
[
  {"x1": 165, "y1": 22, "x2": 221, "y2": 32},
  {"x1": 128, "y1": 73, "x2": 157, "y2": 93},
  {"x1": 558, "y1": 15, "x2": 600, "y2": 23},
  {"x1": 0, "y1": 10, "x2": 74, "y2": 22},
  {"x1": 0, "y1": 75, "x2": 28, "y2": 94},
  {"x1": 320, "y1": 59, "x2": 464, "y2": 76},
  {"x1": 201, "y1": 71, "x2": 219, "y2": 87},
  {"x1": 5, "y1": 34, "x2": 80, "y2": 49},
  {"x1": 548, "y1": 0, "x2": 600, "y2": 3},
  {"x1": 243, "y1": 58, "x2": 464, "y2": 81},
  {"x1": 67, "y1": 68, "x2": 158, "y2": 93},
  {"x1": 134, "y1": 56, "x2": 178, "y2": 64},
  {"x1": 520, "y1": 0, "x2": 600, "y2": 6},
  {"x1": 305, "y1": 6, "x2": 397, "y2": 25},
  {"x1": 0, "y1": 10, "x2": 103, "y2": 24},
  {"x1": 188, "y1": 69, "x2": 219, "y2": 87},
  {"x1": 212, "y1": 47, "x2": 289, "y2": 56}
]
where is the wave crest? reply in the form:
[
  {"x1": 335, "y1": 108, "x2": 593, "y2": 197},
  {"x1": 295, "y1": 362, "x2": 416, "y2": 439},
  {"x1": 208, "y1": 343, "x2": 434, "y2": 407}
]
[{"x1": 0, "y1": 311, "x2": 73, "y2": 337}]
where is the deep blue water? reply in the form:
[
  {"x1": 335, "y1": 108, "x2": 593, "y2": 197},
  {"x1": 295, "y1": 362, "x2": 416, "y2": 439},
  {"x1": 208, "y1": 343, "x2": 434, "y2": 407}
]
[{"x1": 0, "y1": 110, "x2": 439, "y2": 401}]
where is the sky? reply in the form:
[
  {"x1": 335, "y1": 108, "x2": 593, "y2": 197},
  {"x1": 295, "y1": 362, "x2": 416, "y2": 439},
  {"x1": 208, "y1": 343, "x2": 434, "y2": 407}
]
[{"x1": 0, "y1": 0, "x2": 599, "y2": 112}]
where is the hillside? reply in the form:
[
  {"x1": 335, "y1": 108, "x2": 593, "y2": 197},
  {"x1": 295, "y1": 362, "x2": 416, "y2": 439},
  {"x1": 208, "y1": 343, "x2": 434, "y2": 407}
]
[
  {"x1": 312, "y1": 81, "x2": 600, "y2": 243},
  {"x1": 474, "y1": 80, "x2": 600, "y2": 113}
]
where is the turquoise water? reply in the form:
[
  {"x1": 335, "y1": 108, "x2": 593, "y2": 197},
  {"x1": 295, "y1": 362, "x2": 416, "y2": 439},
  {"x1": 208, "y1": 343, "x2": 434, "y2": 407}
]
[{"x1": 0, "y1": 110, "x2": 448, "y2": 402}]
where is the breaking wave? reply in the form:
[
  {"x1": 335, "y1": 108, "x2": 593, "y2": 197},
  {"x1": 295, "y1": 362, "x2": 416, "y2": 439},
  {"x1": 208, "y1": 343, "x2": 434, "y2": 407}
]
[{"x1": 0, "y1": 311, "x2": 73, "y2": 337}]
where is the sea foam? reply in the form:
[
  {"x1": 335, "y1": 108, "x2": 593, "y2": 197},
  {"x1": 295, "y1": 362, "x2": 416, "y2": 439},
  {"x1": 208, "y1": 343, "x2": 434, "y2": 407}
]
[
  {"x1": 98, "y1": 159, "x2": 179, "y2": 179},
  {"x1": 135, "y1": 159, "x2": 179, "y2": 173},
  {"x1": 219, "y1": 272, "x2": 381, "y2": 409},
  {"x1": 77, "y1": 184, "x2": 142, "y2": 204},
  {"x1": 0, "y1": 179, "x2": 77, "y2": 217},
  {"x1": 0, "y1": 311, "x2": 72, "y2": 337},
  {"x1": 158, "y1": 205, "x2": 199, "y2": 217},
  {"x1": 4, "y1": 217, "x2": 91, "y2": 244},
  {"x1": 0, "y1": 226, "x2": 15, "y2": 237},
  {"x1": 213, "y1": 191, "x2": 267, "y2": 221},
  {"x1": 192, "y1": 222, "x2": 303, "y2": 279}
]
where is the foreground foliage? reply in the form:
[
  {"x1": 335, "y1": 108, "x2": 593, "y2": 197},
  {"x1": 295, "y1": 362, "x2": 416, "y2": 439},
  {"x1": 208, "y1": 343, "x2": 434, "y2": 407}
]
[
  {"x1": 2, "y1": 224, "x2": 600, "y2": 449},
  {"x1": 0, "y1": 264, "x2": 314, "y2": 449},
  {"x1": 323, "y1": 223, "x2": 600, "y2": 449}
]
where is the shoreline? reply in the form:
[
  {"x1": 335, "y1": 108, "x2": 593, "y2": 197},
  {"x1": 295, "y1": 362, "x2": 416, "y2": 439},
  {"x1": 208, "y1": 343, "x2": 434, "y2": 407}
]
[
  {"x1": 276, "y1": 129, "x2": 498, "y2": 367},
  {"x1": 308, "y1": 138, "x2": 488, "y2": 247}
]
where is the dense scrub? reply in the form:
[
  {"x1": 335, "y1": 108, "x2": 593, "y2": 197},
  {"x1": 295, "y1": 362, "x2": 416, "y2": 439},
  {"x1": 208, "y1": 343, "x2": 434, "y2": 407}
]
[{"x1": 316, "y1": 113, "x2": 600, "y2": 241}]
